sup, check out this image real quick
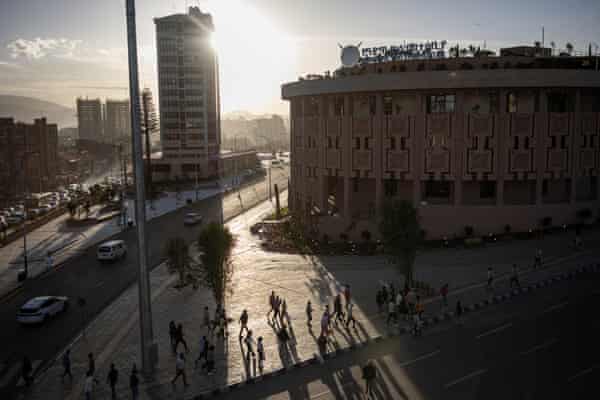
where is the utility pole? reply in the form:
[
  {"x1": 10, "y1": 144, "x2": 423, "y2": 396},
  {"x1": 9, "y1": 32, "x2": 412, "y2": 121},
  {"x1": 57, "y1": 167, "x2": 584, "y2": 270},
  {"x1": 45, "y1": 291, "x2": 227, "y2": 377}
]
[
  {"x1": 125, "y1": 0, "x2": 156, "y2": 376},
  {"x1": 21, "y1": 145, "x2": 29, "y2": 279}
]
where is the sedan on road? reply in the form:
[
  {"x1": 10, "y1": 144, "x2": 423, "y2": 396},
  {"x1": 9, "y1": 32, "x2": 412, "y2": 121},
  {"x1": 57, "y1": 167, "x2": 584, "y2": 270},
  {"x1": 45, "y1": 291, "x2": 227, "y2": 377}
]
[
  {"x1": 16, "y1": 296, "x2": 69, "y2": 324},
  {"x1": 183, "y1": 212, "x2": 203, "y2": 226}
]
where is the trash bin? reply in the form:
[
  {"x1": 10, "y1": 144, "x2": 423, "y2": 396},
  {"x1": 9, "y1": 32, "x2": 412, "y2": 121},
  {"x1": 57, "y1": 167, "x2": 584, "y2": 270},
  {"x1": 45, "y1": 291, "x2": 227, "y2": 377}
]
[{"x1": 17, "y1": 269, "x2": 27, "y2": 282}]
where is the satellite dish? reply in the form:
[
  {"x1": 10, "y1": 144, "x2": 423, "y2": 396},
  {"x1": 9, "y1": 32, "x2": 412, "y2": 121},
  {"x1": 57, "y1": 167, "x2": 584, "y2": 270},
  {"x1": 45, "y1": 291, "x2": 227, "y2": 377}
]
[{"x1": 340, "y1": 45, "x2": 361, "y2": 67}]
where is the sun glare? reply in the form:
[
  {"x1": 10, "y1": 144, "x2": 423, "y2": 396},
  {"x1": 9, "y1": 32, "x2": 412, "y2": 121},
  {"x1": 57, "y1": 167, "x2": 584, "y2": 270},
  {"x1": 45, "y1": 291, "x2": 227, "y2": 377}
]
[{"x1": 205, "y1": 0, "x2": 296, "y2": 113}]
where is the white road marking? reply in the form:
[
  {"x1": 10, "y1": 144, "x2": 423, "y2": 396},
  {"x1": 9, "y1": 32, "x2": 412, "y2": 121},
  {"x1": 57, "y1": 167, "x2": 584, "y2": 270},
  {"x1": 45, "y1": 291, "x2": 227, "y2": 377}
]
[
  {"x1": 476, "y1": 322, "x2": 513, "y2": 339},
  {"x1": 567, "y1": 364, "x2": 599, "y2": 383},
  {"x1": 397, "y1": 350, "x2": 441, "y2": 368},
  {"x1": 444, "y1": 369, "x2": 487, "y2": 388},
  {"x1": 542, "y1": 301, "x2": 569, "y2": 314},
  {"x1": 519, "y1": 338, "x2": 558, "y2": 356}
]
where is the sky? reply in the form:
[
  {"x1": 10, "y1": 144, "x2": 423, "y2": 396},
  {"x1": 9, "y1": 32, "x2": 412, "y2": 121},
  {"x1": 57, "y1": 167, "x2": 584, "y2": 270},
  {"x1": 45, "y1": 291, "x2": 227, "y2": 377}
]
[{"x1": 0, "y1": 0, "x2": 598, "y2": 117}]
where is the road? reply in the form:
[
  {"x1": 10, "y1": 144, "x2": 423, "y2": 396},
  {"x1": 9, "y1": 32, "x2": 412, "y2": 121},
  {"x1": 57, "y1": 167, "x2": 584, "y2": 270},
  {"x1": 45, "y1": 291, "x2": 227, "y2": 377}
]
[
  {"x1": 0, "y1": 170, "x2": 288, "y2": 368},
  {"x1": 216, "y1": 269, "x2": 599, "y2": 400}
]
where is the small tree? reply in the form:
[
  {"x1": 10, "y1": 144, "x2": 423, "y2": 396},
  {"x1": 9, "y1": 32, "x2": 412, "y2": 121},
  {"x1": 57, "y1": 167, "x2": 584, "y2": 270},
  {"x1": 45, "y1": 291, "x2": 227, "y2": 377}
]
[
  {"x1": 379, "y1": 200, "x2": 421, "y2": 286},
  {"x1": 197, "y1": 223, "x2": 235, "y2": 304},
  {"x1": 565, "y1": 42, "x2": 574, "y2": 55},
  {"x1": 165, "y1": 237, "x2": 201, "y2": 289}
]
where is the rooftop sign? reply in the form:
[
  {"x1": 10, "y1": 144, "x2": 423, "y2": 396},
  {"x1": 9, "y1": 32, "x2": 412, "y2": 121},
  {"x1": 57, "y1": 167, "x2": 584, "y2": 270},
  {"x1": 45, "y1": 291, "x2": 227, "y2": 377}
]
[{"x1": 359, "y1": 40, "x2": 448, "y2": 63}]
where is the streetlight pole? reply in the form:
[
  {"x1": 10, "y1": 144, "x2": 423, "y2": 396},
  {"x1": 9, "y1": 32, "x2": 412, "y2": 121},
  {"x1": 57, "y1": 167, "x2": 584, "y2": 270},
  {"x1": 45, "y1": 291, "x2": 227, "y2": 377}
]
[{"x1": 125, "y1": 0, "x2": 156, "y2": 376}]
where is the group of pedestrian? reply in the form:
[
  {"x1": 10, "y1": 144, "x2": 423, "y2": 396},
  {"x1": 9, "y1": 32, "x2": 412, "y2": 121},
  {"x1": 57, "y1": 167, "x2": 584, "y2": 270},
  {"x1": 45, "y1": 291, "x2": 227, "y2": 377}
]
[
  {"x1": 318, "y1": 285, "x2": 356, "y2": 341},
  {"x1": 60, "y1": 349, "x2": 139, "y2": 400},
  {"x1": 239, "y1": 309, "x2": 267, "y2": 371},
  {"x1": 266, "y1": 291, "x2": 290, "y2": 326}
]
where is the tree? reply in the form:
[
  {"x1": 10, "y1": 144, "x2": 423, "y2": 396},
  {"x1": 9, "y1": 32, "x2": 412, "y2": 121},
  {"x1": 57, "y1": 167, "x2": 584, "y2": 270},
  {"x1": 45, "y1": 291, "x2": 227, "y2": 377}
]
[
  {"x1": 379, "y1": 200, "x2": 421, "y2": 286},
  {"x1": 165, "y1": 237, "x2": 202, "y2": 289},
  {"x1": 566, "y1": 42, "x2": 574, "y2": 55},
  {"x1": 197, "y1": 223, "x2": 235, "y2": 303},
  {"x1": 550, "y1": 41, "x2": 556, "y2": 55}
]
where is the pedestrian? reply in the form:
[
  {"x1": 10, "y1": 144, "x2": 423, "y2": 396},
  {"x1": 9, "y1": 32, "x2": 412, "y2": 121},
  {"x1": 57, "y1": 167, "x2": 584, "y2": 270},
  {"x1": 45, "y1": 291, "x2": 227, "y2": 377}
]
[
  {"x1": 202, "y1": 345, "x2": 215, "y2": 374},
  {"x1": 412, "y1": 313, "x2": 423, "y2": 337},
  {"x1": 244, "y1": 330, "x2": 256, "y2": 361},
  {"x1": 84, "y1": 371, "x2": 94, "y2": 400},
  {"x1": 440, "y1": 283, "x2": 449, "y2": 307},
  {"x1": 107, "y1": 363, "x2": 118, "y2": 400},
  {"x1": 486, "y1": 267, "x2": 494, "y2": 291},
  {"x1": 455, "y1": 300, "x2": 463, "y2": 325},
  {"x1": 375, "y1": 289, "x2": 383, "y2": 312},
  {"x1": 534, "y1": 249, "x2": 542, "y2": 269},
  {"x1": 21, "y1": 356, "x2": 32, "y2": 387},
  {"x1": 415, "y1": 296, "x2": 424, "y2": 318},
  {"x1": 362, "y1": 360, "x2": 377, "y2": 397},
  {"x1": 333, "y1": 294, "x2": 344, "y2": 324},
  {"x1": 386, "y1": 299, "x2": 396, "y2": 325},
  {"x1": 343, "y1": 284, "x2": 351, "y2": 309},
  {"x1": 320, "y1": 309, "x2": 330, "y2": 339},
  {"x1": 389, "y1": 283, "x2": 396, "y2": 301},
  {"x1": 87, "y1": 352, "x2": 96, "y2": 376},
  {"x1": 510, "y1": 264, "x2": 521, "y2": 289},
  {"x1": 61, "y1": 349, "x2": 72, "y2": 382},
  {"x1": 395, "y1": 291, "x2": 404, "y2": 316},
  {"x1": 239, "y1": 309, "x2": 249, "y2": 339},
  {"x1": 267, "y1": 291, "x2": 276, "y2": 320},
  {"x1": 130, "y1": 364, "x2": 139, "y2": 400},
  {"x1": 46, "y1": 251, "x2": 54, "y2": 272},
  {"x1": 306, "y1": 300, "x2": 313, "y2": 327},
  {"x1": 381, "y1": 285, "x2": 388, "y2": 305},
  {"x1": 169, "y1": 321, "x2": 177, "y2": 353},
  {"x1": 195, "y1": 336, "x2": 208, "y2": 368},
  {"x1": 346, "y1": 302, "x2": 356, "y2": 329},
  {"x1": 203, "y1": 307, "x2": 210, "y2": 332},
  {"x1": 257, "y1": 336, "x2": 265, "y2": 372},
  {"x1": 171, "y1": 353, "x2": 189, "y2": 388},
  {"x1": 174, "y1": 323, "x2": 189, "y2": 353},
  {"x1": 280, "y1": 299, "x2": 289, "y2": 324}
]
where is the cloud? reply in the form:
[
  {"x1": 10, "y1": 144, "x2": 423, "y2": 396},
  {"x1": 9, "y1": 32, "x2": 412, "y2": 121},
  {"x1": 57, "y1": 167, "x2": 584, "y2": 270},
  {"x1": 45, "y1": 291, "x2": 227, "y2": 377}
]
[{"x1": 7, "y1": 37, "x2": 82, "y2": 59}]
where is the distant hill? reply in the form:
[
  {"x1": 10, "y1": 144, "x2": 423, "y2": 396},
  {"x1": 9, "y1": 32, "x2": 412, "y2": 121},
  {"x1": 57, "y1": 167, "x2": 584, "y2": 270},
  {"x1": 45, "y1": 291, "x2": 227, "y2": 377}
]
[{"x1": 0, "y1": 95, "x2": 76, "y2": 128}]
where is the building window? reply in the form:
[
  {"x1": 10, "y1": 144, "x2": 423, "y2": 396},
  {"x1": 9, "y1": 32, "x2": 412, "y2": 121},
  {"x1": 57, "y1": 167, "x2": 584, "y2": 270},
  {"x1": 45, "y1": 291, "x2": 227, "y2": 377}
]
[
  {"x1": 560, "y1": 136, "x2": 567, "y2": 149},
  {"x1": 513, "y1": 136, "x2": 519, "y2": 150},
  {"x1": 547, "y1": 92, "x2": 573, "y2": 113},
  {"x1": 507, "y1": 92, "x2": 518, "y2": 113},
  {"x1": 383, "y1": 96, "x2": 393, "y2": 115},
  {"x1": 427, "y1": 94, "x2": 455, "y2": 113},
  {"x1": 424, "y1": 181, "x2": 450, "y2": 198},
  {"x1": 355, "y1": 137, "x2": 360, "y2": 149},
  {"x1": 327, "y1": 137, "x2": 332, "y2": 148},
  {"x1": 390, "y1": 137, "x2": 396, "y2": 150},
  {"x1": 542, "y1": 179, "x2": 548, "y2": 196},
  {"x1": 334, "y1": 97, "x2": 344, "y2": 116},
  {"x1": 369, "y1": 96, "x2": 376, "y2": 115},
  {"x1": 335, "y1": 137, "x2": 340, "y2": 149},
  {"x1": 489, "y1": 92, "x2": 500, "y2": 113},
  {"x1": 364, "y1": 138, "x2": 370, "y2": 149},
  {"x1": 480, "y1": 181, "x2": 496, "y2": 198},
  {"x1": 384, "y1": 179, "x2": 398, "y2": 197}
]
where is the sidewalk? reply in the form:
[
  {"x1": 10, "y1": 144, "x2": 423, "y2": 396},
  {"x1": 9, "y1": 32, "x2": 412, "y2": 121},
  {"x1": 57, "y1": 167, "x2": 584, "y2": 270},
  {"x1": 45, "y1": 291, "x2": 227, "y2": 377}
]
[{"x1": 23, "y1": 208, "x2": 599, "y2": 399}]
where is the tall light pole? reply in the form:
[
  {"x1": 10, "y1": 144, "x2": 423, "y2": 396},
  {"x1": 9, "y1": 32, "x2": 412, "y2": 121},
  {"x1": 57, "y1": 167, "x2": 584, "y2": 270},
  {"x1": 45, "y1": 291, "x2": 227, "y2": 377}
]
[{"x1": 125, "y1": 0, "x2": 156, "y2": 376}]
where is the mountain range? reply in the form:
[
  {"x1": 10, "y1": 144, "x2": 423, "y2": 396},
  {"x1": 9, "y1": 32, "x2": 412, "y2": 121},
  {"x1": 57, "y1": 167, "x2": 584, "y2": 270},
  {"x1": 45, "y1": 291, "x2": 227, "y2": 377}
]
[{"x1": 0, "y1": 95, "x2": 76, "y2": 128}]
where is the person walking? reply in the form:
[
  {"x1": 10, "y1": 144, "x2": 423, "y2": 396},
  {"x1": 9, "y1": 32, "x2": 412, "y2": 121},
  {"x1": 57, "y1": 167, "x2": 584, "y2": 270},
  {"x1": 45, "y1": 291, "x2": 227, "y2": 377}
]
[
  {"x1": 107, "y1": 363, "x2": 118, "y2": 400},
  {"x1": 386, "y1": 299, "x2": 396, "y2": 325},
  {"x1": 306, "y1": 300, "x2": 313, "y2": 327},
  {"x1": 174, "y1": 323, "x2": 189, "y2": 353},
  {"x1": 376, "y1": 289, "x2": 383, "y2": 312},
  {"x1": 171, "y1": 353, "x2": 189, "y2": 388},
  {"x1": 486, "y1": 267, "x2": 494, "y2": 292},
  {"x1": 346, "y1": 302, "x2": 356, "y2": 329},
  {"x1": 415, "y1": 296, "x2": 424, "y2": 318},
  {"x1": 239, "y1": 309, "x2": 249, "y2": 339},
  {"x1": 195, "y1": 336, "x2": 209, "y2": 369},
  {"x1": 534, "y1": 249, "x2": 543, "y2": 269},
  {"x1": 130, "y1": 364, "x2": 139, "y2": 400},
  {"x1": 455, "y1": 300, "x2": 464, "y2": 325},
  {"x1": 87, "y1": 352, "x2": 96, "y2": 376},
  {"x1": 362, "y1": 360, "x2": 377, "y2": 398},
  {"x1": 510, "y1": 264, "x2": 521, "y2": 289},
  {"x1": 244, "y1": 330, "x2": 256, "y2": 362},
  {"x1": 257, "y1": 336, "x2": 265, "y2": 372},
  {"x1": 61, "y1": 349, "x2": 73, "y2": 382},
  {"x1": 84, "y1": 371, "x2": 94, "y2": 400},
  {"x1": 320, "y1": 309, "x2": 330, "y2": 339},
  {"x1": 267, "y1": 291, "x2": 276, "y2": 320},
  {"x1": 440, "y1": 283, "x2": 449, "y2": 307},
  {"x1": 169, "y1": 321, "x2": 177, "y2": 353},
  {"x1": 333, "y1": 294, "x2": 345, "y2": 325},
  {"x1": 202, "y1": 345, "x2": 216, "y2": 374}
]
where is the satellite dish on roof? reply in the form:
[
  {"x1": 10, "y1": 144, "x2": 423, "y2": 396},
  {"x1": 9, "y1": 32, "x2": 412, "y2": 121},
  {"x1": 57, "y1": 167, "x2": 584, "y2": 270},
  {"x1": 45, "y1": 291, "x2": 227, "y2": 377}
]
[{"x1": 340, "y1": 43, "x2": 361, "y2": 67}]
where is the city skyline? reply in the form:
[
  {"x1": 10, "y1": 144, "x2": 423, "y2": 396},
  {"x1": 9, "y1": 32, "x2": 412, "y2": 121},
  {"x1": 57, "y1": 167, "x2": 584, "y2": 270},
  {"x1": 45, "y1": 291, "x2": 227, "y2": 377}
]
[{"x1": 0, "y1": 0, "x2": 598, "y2": 115}]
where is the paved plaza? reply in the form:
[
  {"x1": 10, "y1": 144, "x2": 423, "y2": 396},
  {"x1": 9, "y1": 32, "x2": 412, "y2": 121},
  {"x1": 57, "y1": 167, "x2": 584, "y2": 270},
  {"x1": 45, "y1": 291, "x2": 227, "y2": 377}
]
[{"x1": 21, "y1": 193, "x2": 600, "y2": 400}]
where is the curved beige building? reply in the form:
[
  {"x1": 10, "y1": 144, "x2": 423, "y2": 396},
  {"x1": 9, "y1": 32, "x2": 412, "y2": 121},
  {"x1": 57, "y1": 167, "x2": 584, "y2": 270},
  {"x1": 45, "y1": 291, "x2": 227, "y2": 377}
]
[{"x1": 282, "y1": 52, "x2": 600, "y2": 240}]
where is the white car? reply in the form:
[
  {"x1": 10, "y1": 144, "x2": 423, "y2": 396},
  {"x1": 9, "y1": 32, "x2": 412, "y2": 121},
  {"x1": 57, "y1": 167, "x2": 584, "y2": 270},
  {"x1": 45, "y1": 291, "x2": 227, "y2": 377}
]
[
  {"x1": 183, "y1": 213, "x2": 203, "y2": 226},
  {"x1": 97, "y1": 240, "x2": 127, "y2": 261},
  {"x1": 17, "y1": 296, "x2": 69, "y2": 324}
]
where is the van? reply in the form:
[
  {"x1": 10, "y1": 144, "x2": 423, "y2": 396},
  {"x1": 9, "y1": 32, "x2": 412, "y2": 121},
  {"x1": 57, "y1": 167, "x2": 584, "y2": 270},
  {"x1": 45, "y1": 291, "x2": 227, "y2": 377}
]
[{"x1": 97, "y1": 240, "x2": 127, "y2": 262}]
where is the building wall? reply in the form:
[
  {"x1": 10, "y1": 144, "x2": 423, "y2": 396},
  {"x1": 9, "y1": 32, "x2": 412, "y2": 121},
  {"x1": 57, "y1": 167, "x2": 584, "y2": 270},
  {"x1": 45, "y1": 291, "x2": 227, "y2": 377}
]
[
  {"x1": 286, "y1": 87, "x2": 600, "y2": 239},
  {"x1": 105, "y1": 100, "x2": 131, "y2": 143},
  {"x1": 77, "y1": 98, "x2": 103, "y2": 142}
]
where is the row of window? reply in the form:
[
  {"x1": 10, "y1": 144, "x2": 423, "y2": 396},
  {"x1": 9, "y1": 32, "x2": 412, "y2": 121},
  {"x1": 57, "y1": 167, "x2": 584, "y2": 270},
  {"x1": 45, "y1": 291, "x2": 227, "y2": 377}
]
[
  {"x1": 160, "y1": 90, "x2": 204, "y2": 97},
  {"x1": 161, "y1": 101, "x2": 205, "y2": 108},
  {"x1": 295, "y1": 92, "x2": 577, "y2": 116}
]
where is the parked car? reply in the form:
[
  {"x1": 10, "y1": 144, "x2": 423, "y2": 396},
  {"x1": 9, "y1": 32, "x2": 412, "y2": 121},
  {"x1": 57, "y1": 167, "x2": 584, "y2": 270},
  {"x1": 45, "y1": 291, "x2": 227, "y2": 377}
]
[
  {"x1": 6, "y1": 216, "x2": 23, "y2": 225},
  {"x1": 97, "y1": 240, "x2": 127, "y2": 262},
  {"x1": 183, "y1": 213, "x2": 203, "y2": 226},
  {"x1": 17, "y1": 296, "x2": 69, "y2": 324},
  {"x1": 40, "y1": 204, "x2": 53, "y2": 213}
]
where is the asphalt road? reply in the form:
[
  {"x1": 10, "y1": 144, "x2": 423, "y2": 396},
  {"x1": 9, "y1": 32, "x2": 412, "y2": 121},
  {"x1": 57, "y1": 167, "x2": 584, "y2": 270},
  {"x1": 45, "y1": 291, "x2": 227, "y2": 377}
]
[
  {"x1": 217, "y1": 269, "x2": 600, "y2": 400},
  {"x1": 0, "y1": 172, "x2": 287, "y2": 367}
]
